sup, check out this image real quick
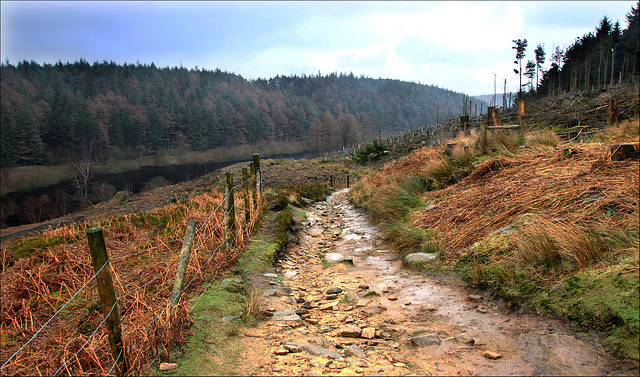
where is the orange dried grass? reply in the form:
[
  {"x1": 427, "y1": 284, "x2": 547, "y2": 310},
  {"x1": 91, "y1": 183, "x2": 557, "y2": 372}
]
[
  {"x1": 409, "y1": 143, "x2": 639, "y2": 258},
  {"x1": 1, "y1": 186, "x2": 263, "y2": 376}
]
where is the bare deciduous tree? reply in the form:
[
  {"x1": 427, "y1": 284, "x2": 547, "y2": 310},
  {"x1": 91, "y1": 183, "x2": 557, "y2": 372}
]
[{"x1": 71, "y1": 139, "x2": 93, "y2": 202}]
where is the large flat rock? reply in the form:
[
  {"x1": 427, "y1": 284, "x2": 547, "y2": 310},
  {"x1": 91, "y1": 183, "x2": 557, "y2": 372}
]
[{"x1": 284, "y1": 342, "x2": 343, "y2": 359}]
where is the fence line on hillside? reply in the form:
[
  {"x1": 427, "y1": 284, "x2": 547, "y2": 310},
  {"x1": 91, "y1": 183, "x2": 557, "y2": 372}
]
[
  {"x1": 331, "y1": 89, "x2": 635, "y2": 158},
  {"x1": 0, "y1": 154, "x2": 265, "y2": 376}
]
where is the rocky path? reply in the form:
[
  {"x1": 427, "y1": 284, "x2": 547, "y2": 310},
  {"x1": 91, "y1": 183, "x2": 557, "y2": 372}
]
[{"x1": 244, "y1": 189, "x2": 617, "y2": 376}]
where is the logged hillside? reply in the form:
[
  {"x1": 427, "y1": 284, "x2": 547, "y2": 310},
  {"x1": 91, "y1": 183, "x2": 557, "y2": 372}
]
[
  {"x1": 0, "y1": 61, "x2": 467, "y2": 167},
  {"x1": 349, "y1": 114, "x2": 639, "y2": 359}
]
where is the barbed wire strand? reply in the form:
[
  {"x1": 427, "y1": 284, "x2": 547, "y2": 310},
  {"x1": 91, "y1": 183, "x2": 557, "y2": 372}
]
[
  {"x1": 0, "y1": 261, "x2": 107, "y2": 370},
  {"x1": 4, "y1": 168, "x2": 261, "y2": 375},
  {"x1": 52, "y1": 299, "x2": 118, "y2": 376}
]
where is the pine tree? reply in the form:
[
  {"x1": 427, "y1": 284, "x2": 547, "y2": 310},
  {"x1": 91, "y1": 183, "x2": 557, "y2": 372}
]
[
  {"x1": 512, "y1": 39, "x2": 528, "y2": 99},
  {"x1": 596, "y1": 16, "x2": 613, "y2": 86},
  {"x1": 0, "y1": 103, "x2": 17, "y2": 166},
  {"x1": 534, "y1": 44, "x2": 546, "y2": 90},
  {"x1": 14, "y1": 99, "x2": 45, "y2": 165},
  {"x1": 623, "y1": 1, "x2": 640, "y2": 77},
  {"x1": 524, "y1": 60, "x2": 536, "y2": 92}
]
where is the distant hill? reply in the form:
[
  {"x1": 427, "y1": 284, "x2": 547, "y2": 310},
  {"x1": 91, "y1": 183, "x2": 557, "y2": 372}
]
[
  {"x1": 0, "y1": 61, "x2": 468, "y2": 167},
  {"x1": 473, "y1": 93, "x2": 509, "y2": 108}
]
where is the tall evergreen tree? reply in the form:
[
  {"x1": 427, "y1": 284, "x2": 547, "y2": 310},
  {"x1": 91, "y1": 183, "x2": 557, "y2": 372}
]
[
  {"x1": 534, "y1": 44, "x2": 546, "y2": 90},
  {"x1": 14, "y1": 99, "x2": 45, "y2": 165},
  {"x1": 512, "y1": 39, "x2": 528, "y2": 98},
  {"x1": 0, "y1": 103, "x2": 17, "y2": 166}
]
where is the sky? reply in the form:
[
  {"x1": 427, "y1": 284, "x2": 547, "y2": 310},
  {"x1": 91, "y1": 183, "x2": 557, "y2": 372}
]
[{"x1": 1, "y1": 1, "x2": 636, "y2": 95}]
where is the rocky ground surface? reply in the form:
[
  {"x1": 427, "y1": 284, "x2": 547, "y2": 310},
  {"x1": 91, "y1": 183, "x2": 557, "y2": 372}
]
[{"x1": 217, "y1": 189, "x2": 631, "y2": 376}]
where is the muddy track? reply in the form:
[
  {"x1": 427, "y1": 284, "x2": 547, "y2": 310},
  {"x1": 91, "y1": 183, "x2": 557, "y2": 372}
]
[{"x1": 233, "y1": 189, "x2": 628, "y2": 376}]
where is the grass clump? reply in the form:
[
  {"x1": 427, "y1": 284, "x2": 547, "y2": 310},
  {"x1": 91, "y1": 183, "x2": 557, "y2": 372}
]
[
  {"x1": 419, "y1": 158, "x2": 454, "y2": 189},
  {"x1": 513, "y1": 215, "x2": 637, "y2": 273},
  {"x1": 487, "y1": 130, "x2": 523, "y2": 154},
  {"x1": 362, "y1": 174, "x2": 427, "y2": 223},
  {"x1": 294, "y1": 182, "x2": 333, "y2": 203},
  {"x1": 595, "y1": 118, "x2": 640, "y2": 142},
  {"x1": 382, "y1": 220, "x2": 441, "y2": 258},
  {"x1": 526, "y1": 129, "x2": 560, "y2": 147},
  {"x1": 275, "y1": 208, "x2": 294, "y2": 245},
  {"x1": 449, "y1": 130, "x2": 479, "y2": 168}
]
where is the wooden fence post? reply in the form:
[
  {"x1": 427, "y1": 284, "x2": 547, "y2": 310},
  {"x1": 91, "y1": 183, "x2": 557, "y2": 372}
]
[
  {"x1": 242, "y1": 167, "x2": 251, "y2": 224},
  {"x1": 347, "y1": 175, "x2": 350, "y2": 188},
  {"x1": 480, "y1": 108, "x2": 490, "y2": 154},
  {"x1": 224, "y1": 172, "x2": 235, "y2": 250},
  {"x1": 169, "y1": 219, "x2": 196, "y2": 307},
  {"x1": 490, "y1": 106, "x2": 500, "y2": 128},
  {"x1": 86, "y1": 227, "x2": 128, "y2": 377},
  {"x1": 330, "y1": 175, "x2": 334, "y2": 188},
  {"x1": 252, "y1": 154, "x2": 261, "y2": 206},
  {"x1": 517, "y1": 99, "x2": 526, "y2": 140},
  {"x1": 249, "y1": 161, "x2": 256, "y2": 210},
  {"x1": 609, "y1": 99, "x2": 619, "y2": 126},
  {"x1": 460, "y1": 115, "x2": 469, "y2": 135}
]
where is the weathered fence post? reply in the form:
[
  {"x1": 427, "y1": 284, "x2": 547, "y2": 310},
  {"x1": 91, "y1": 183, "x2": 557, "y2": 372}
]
[
  {"x1": 330, "y1": 175, "x2": 334, "y2": 188},
  {"x1": 242, "y1": 167, "x2": 251, "y2": 224},
  {"x1": 480, "y1": 109, "x2": 490, "y2": 154},
  {"x1": 86, "y1": 227, "x2": 128, "y2": 377},
  {"x1": 169, "y1": 219, "x2": 196, "y2": 307},
  {"x1": 517, "y1": 99, "x2": 526, "y2": 140},
  {"x1": 490, "y1": 106, "x2": 500, "y2": 128},
  {"x1": 250, "y1": 161, "x2": 256, "y2": 210},
  {"x1": 460, "y1": 115, "x2": 469, "y2": 135},
  {"x1": 224, "y1": 172, "x2": 235, "y2": 250},
  {"x1": 609, "y1": 99, "x2": 619, "y2": 127},
  {"x1": 252, "y1": 154, "x2": 261, "y2": 207}
]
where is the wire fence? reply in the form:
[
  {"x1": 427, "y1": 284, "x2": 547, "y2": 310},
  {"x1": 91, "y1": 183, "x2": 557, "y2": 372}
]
[
  {"x1": 331, "y1": 81, "x2": 639, "y2": 157},
  {"x1": 0, "y1": 157, "x2": 265, "y2": 376}
]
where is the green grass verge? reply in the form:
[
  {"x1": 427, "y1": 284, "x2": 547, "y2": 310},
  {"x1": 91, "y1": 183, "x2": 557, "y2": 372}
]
[
  {"x1": 169, "y1": 205, "x2": 302, "y2": 374},
  {"x1": 165, "y1": 282, "x2": 250, "y2": 376}
]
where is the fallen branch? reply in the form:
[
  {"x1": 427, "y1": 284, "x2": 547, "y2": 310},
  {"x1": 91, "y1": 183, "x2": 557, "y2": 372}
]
[{"x1": 618, "y1": 267, "x2": 639, "y2": 276}]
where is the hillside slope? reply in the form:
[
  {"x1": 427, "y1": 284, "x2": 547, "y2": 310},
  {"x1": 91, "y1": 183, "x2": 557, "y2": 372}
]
[
  {"x1": 349, "y1": 118, "x2": 639, "y2": 360},
  {"x1": 0, "y1": 61, "x2": 465, "y2": 166}
]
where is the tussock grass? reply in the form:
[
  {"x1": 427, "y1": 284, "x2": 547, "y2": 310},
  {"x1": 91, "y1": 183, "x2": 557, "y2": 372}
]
[
  {"x1": 526, "y1": 129, "x2": 560, "y2": 147},
  {"x1": 361, "y1": 174, "x2": 427, "y2": 223},
  {"x1": 487, "y1": 130, "x2": 523, "y2": 154},
  {"x1": 419, "y1": 158, "x2": 454, "y2": 190},
  {"x1": 596, "y1": 118, "x2": 640, "y2": 142},
  {"x1": 449, "y1": 131, "x2": 479, "y2": 167},
  {"x1": 241, "y1": 285, "x2": 262, "y2": 323},
  {"x1": 350, "y1": 126, "x2": 639, "y2": 359},
  {"x1": 382, "y1": 220, "x2": 441, "y2": 258}
]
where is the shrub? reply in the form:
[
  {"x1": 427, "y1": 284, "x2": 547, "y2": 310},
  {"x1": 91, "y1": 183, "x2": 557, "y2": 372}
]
[{"x1": 355, "y1": 140, "x2": 387, "y2": 165}]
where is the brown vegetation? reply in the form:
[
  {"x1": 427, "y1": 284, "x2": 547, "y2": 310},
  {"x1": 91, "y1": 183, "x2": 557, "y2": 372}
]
[{"x1": 1, "y1": 188, "x2": 260, "y2": 375}]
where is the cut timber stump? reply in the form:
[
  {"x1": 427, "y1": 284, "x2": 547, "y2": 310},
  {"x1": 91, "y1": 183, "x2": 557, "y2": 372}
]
[{"x1": 611, "y1": 143, "x2": 640, "y2": 161}]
